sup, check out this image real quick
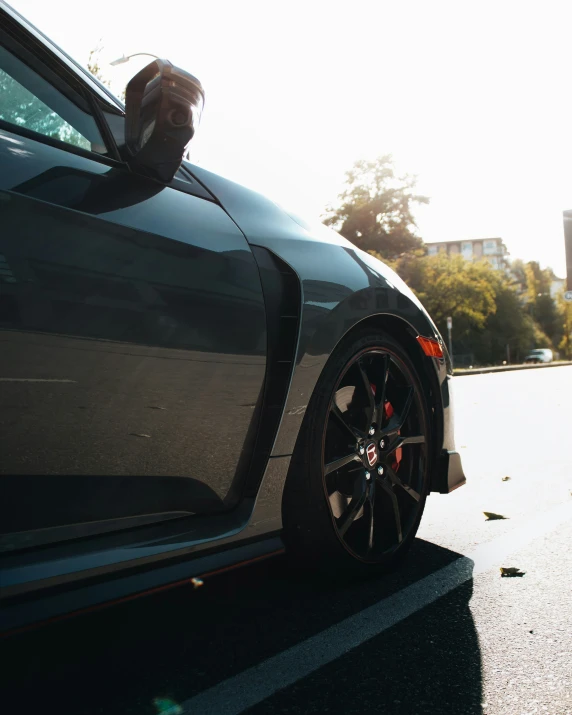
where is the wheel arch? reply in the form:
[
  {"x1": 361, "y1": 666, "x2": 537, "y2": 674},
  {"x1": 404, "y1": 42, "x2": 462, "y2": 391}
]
[{"x1": 281, "y1": 314, "x2": 438, "y2": 570}]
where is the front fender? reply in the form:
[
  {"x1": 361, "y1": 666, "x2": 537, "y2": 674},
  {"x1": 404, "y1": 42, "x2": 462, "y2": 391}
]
[
  {"x1": 187, "y1": 163, "x2": 463, "y2": 496},
  {"x1": 267, "y1": 244, "x2": 442, "y2": 459}
]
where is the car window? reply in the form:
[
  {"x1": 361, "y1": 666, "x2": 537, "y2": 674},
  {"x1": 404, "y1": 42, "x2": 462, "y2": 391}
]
[{"x1": 0, "y1": 44, "x2": 106, "y2": 154}]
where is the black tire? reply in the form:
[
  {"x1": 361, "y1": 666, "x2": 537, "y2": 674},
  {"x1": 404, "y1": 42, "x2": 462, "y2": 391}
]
[{"x1": 282, "y1": 327, "x2": 432, "y2": 576}]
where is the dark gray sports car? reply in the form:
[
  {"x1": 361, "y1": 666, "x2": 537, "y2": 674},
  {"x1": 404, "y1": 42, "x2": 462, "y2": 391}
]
[{"x1": 0, "y1": 1, "x2": 465, "y2": 632}]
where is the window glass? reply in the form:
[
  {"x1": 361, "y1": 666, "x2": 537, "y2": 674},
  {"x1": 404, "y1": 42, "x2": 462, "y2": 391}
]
[
  {"x1": 0, "y1": 45, "x2": 105, "y2": 154},
  {"x1": 461, "y1": 241, "x2": 473, "y2": 259}
]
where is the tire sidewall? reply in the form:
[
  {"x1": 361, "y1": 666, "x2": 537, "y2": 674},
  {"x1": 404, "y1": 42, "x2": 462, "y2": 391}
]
[{"x1": 284, "y1": 327, "x2": 433, "y2": 575}]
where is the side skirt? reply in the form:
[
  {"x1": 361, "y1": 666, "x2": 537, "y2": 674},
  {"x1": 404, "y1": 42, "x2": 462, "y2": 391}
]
[{"x1": 1, "y1": 534, "x2": 284, "y2": 634}]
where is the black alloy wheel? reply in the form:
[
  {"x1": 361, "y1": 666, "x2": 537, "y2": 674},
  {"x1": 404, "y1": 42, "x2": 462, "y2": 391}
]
[
  {"x1": 323, "y1": 347, "x2": 428, "y2": 562},
  {"x1": 283, "y1": 329, "x2": 432, "y2": 574}
]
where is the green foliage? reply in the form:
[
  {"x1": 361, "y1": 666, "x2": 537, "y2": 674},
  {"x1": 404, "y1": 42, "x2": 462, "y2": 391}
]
[
  {"x1": 475, "y1": 275, "x2": 539, "y2": 364},
  {"x1": 323, "y1": 155, "x2": 429, "y2": 260},
  {"x1": 388, "y1": 252, "x2": 497, "y2": 338},
  {"x1": 520, "y1": 261, "x2": 564, "y2": 347},
  {"x1": 417, "y1": 254, "x2": 497, "y2": 333},
  {"x1": 384, "y1": 250, "x2": 562, "y2": 364},
  {"x1": 556, "y1": 289, "x2": 572, "y2": 359},
  {"x1": 327, "y1": 154, "x2": 567, "y2": 364},
  {"x1": 86, "y1": 44, "x2": 112, "y2": 89},
  {"x1": 509, "y1": 258, "x2": 528, "y2": 289},
  {"x1": 87, "y1": 44, "x2": 126, "y2": 103}
]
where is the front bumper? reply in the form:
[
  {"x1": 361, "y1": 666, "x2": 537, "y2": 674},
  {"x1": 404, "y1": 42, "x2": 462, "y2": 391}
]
[
  {"x1": 432, "y1": 450, "x2": 466, "y2": 493},
  {"x1": 429, "y1": 372, "x2": 466, "y2": 493}
]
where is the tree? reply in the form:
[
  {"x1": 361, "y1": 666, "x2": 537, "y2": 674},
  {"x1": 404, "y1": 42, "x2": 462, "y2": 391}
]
[
  {"x1": 509, "y1": 258, "x2": 527, "y2": 289},
  {"x1": 86, "y1": 44, "x2": 125, "y2": 102},
  {"x1": 323, "y1": 155, "x2": 429, "y2": 260},
  {"x1": 556, "y1": 289, "x2": 572, "y2": 360},
  {"x1": 87, "y1": 43, "x2": 112, "y2": 89},
  {"x1": 474, "y1": 275, "x2": 538, "y2": 364},
  {"x1": 516, "y1": 261, "x2": 563, "y2": 348},
  {"x1": 386, "y1": 251, "x2": 547, "y2": 364},
  {"x1": 388, "y1": 252, "x2": 497, "y2": 339}
]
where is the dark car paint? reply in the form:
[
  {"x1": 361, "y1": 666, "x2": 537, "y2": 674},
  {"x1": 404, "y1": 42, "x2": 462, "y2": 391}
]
[
  {"x1": 188, "y1": 163, "x2": 461, "y2": 474},
  {"x1": 0, "y1": 129, "x2": 268, "y2": 529},
  {"x1": 0, "y1": 1, "x2": 464, "y2": 631}
]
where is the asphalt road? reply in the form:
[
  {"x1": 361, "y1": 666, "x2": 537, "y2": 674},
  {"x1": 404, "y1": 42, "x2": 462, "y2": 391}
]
[{"x1": 3, "y1": 366, "x2": 572, "y2": 715}]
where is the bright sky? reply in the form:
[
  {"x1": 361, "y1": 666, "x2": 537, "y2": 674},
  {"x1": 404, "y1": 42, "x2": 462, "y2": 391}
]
[{"x1": 12, "y1": 0, "x2": 572, "y2": 276}]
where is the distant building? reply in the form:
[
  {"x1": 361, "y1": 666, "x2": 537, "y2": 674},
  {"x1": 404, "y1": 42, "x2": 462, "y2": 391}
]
[
  {"x1": 425, "y1": 237, "x2": 510, "y2": 270},
  {"x1": 550, "y1": 276, "x2": 565, "y2": 299}
]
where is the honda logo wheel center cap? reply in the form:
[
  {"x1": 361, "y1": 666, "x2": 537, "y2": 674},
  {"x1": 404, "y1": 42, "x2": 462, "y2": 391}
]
[{"x1": 365, "y1": 441, "x2": 378, "y2": 468}]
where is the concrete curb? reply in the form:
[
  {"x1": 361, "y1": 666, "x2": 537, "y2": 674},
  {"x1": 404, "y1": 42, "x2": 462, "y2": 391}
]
[{"x1": 454, "y1": 361, "x2": 572, "y2": 376}]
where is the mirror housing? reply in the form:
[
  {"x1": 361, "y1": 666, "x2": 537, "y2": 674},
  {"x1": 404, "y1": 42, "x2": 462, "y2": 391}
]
[{"x1": 124, "y1": 59, "x2": 204, "y2": 183}]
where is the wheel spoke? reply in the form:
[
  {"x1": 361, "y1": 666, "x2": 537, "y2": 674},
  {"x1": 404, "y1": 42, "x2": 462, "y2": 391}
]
[
  {"x1": 337, "y1": 479, "x2": 368, "y2": 536},
  {"x1": 385, "y1": 434, "x2": 425, "y2": 455},
  {"x1": 397, "y1": 387, "x2": 414, "y2": 427},
  {"x1": 365, "y1": 482, "x2": 376, "y2": 552},
  {"x1": 357, "y1": 359, "x2": 375, "y2": 424},
  {"x1": 324, "y1": 452, "x2": 361, "y2": 476},
  {"x1": 380, "y1": 386, "x2": 414, "y2": 437},
  {"x1": 331, "y1": 402, "x2": 364, "y2": 441},
  {"x1": 401, "y1": 434, "x2": 425, "y2": 446},
  {"x1": 378, "y1": 479, "x2": 402, "y2": 542},
  {"x1": 385, "y1": 465, "x2": 421, "y2": 502},
  {"x1": 371, "y1": 354, "x2": 390, "y2": 425}
]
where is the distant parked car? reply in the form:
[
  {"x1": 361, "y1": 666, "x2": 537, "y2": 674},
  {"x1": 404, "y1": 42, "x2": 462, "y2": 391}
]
[{"x1": 524, "y1": 349, "x2": 553, "y2": 364}]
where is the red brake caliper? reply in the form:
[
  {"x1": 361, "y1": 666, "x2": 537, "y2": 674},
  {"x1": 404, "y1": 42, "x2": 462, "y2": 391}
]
[
  {"x1": 384, "y1": 399, "x2": 402, "y2": 471},
  {"x1": 370, "y1": 383, "x2": 402, "y2": 471}
]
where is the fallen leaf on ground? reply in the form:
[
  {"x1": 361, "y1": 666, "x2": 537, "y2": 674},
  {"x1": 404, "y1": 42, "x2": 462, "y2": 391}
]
[
  {"x1": 484, "y1": 511, "x2": 508, "y2": 520},
  {"x1": 500, "y1": 567, "x2": 525, "y2": 577},
  {"x1": 502, "y1": 476, "x2": 511, "y2": 481}
]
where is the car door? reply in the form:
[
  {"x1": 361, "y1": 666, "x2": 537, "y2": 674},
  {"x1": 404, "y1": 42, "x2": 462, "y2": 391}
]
[{"x1": 0, "y1": 31, "x2": 267, "y2": 547}]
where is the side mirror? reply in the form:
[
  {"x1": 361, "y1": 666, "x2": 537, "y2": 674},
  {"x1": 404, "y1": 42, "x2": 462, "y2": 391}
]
[{"x1": 124, "y1": 59, "x2": 204, "y2": 183}]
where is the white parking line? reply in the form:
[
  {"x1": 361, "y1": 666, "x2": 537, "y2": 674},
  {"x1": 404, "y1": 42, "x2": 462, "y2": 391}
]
[
  {"x1": 0, "y1": 378, "x2": 76, "y2": 382},
  {"x1": 181, "y1": 500, "x2": 572, "y2": 715}
]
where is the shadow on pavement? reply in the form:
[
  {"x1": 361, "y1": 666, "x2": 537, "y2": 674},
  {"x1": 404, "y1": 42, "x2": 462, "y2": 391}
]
[
  {"x1": 247, "y1": 579, "x2": 481, "y2": 715},
  {"x1": 2, "y1": 538, "x2": 481, "y2": 715}
]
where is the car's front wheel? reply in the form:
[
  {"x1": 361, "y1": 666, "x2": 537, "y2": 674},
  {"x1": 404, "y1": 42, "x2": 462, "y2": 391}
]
[{"x1": 283, "y1": 328, "x2": 432, "y2": 575}]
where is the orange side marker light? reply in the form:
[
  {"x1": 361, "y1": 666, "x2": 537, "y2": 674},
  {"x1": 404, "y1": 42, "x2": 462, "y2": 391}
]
[{"x1": 416, "y1": 335, "x2": 444, "y2": 358}]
